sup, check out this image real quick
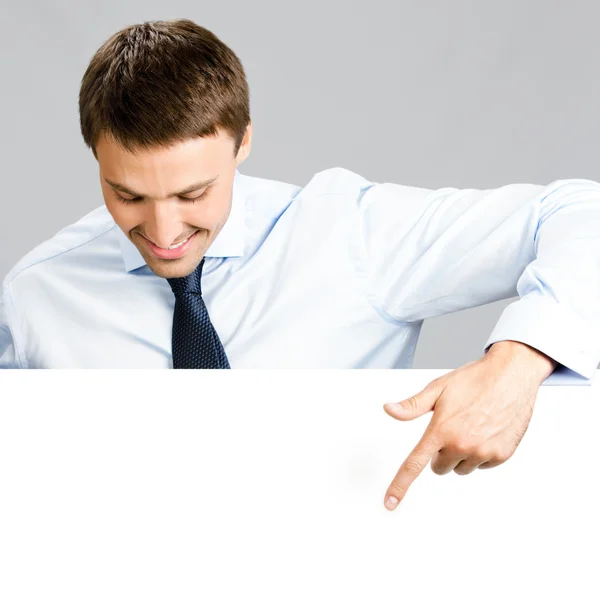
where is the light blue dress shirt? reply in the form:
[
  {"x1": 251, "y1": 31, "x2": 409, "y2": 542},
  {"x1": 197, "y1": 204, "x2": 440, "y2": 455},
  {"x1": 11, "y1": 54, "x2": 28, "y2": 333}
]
[{"x1": 1, "y1": 167, "x2": 599, "y2": 384}]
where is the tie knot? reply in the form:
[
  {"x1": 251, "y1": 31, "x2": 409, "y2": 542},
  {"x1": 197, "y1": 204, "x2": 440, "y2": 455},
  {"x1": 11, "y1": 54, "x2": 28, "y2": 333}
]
[{"x1": 167, "y1": 257, "x2": 205, "y2": 296}]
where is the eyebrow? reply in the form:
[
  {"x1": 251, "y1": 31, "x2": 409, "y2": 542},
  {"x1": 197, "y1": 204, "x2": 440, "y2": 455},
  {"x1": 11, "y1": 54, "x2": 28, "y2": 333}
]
[{"x1": 104, "y1": 175, "x2": 219, "y2": 198}]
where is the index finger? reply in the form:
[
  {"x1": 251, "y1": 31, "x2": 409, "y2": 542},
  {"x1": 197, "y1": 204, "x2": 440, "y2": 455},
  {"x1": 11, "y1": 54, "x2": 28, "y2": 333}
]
[{"x1": 384, "y1": 426, "x2": 442, "y2": 511}]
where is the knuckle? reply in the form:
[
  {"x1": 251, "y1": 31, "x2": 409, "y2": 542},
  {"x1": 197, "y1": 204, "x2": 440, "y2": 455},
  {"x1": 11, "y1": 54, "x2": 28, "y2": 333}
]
[
  {"x1": 447, "y1": 438, "x2": 473, "y2": 455},
  {"x1": 390, "y1": 483, "x2": 407, "y2": 498},
  {"x1": 495, "y1": 447, "x2": 514, "y2": 462},
  {"x1": 468, "y1": 439, "x2": 490, "y2": 459},
  {"x1": 446, "y1": 428, "x2": 489, "y2": 456},
  {"x1": 486, "y1": 444, "x2": 512, "y2": 464},
  {"x1": 403, "y1": 458, "x2": 423, "y2": 474},
  {"x1": 436, "y1": 421, "x2": 454, "y2": 439},
  {"x1": 404, "y1": 395, "x2": 419, "y2": 411},
  {"x1": 470, "y1": 448, "x2": 488, "y2": 462}
]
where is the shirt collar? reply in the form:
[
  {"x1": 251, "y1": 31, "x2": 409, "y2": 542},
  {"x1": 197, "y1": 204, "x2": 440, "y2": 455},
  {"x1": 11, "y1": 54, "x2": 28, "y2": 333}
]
[{"x1": 116, "y1": 168, "x2": 247, "y2": 273}]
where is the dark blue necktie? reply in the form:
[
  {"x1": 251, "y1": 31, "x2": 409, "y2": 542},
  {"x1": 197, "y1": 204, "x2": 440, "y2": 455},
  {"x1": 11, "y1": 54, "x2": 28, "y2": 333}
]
[{"x1": 166, "y1": 257, "x2": 231, "y2": 369}]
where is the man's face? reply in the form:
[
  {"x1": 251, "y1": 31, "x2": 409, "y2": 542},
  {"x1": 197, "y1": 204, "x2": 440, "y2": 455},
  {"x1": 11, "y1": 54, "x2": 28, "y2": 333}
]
[{"x1": 96, "y1": 123, "x2": 251, "y2": 279}]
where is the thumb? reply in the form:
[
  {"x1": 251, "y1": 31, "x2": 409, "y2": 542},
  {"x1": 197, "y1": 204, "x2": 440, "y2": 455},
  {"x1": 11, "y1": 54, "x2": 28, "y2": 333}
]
[{"x1": 383, "y1": 384, "x2": 440, "y2": 420}]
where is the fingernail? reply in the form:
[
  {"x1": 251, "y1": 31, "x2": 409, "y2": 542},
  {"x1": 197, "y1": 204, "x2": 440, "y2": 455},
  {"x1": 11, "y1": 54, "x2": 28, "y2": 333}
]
[
  {"x1": 385, "y1": 402, "x2": 403, "y2": 412},
  {"x1": 385, "y1": 496, "x2": 399, "y2": 510}
]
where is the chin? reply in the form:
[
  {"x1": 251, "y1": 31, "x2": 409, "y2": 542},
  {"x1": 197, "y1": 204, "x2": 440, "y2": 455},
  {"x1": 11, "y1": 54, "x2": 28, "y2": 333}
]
[{"x1": 150, "y1": 254, "x2": 205, "y2": 279}]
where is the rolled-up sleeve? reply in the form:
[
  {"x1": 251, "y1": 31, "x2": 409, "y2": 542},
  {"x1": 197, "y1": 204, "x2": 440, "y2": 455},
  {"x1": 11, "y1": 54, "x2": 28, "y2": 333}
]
[{"x1": 356, "y1": 178, "x2": 600, "y2": 385}]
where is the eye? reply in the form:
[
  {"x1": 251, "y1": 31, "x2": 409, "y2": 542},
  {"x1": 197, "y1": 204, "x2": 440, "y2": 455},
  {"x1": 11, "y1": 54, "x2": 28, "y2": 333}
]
[
  {"x1": 113, "y1": 192, "x2": 141, "y2": 205},
  {"x1": 179, "y1": 190, "x2": 208, "y2": 203},
  {"x1": 112, "y1": 190, "x2": 208, "y2": 204}
]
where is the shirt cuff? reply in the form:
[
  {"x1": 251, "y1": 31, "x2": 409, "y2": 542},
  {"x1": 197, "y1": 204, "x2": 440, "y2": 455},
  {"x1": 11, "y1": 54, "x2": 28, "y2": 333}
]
[{"x1": 482, "y1": 295, "x2": 600, "y2": 386}]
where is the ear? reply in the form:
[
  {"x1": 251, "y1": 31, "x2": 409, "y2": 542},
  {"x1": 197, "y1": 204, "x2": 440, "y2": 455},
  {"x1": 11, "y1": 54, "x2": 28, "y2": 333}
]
[{"x1": 236, "y1": 121, "x2": 253, "y2": 166}]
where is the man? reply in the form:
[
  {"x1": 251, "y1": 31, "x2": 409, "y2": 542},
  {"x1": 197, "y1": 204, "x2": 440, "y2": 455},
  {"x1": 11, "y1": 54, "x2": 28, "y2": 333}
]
[{"x1": 1, "y1": 19, "x2": 599, "y2": 510}]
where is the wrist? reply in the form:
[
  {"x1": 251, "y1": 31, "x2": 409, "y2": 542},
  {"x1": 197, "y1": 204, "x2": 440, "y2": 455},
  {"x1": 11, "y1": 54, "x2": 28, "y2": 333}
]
[{"x1": 486, "y1": 340, "x2": 558, "y2": 383}]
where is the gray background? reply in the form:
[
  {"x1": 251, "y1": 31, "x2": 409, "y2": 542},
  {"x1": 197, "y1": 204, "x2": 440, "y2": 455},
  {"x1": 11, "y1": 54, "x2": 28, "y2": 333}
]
[{"x1": 2, "y1": 1, "x2": 599, "y2": 369}]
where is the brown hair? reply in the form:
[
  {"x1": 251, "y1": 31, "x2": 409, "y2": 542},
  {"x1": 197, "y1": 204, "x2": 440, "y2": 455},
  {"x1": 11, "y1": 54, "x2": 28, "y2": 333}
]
[{"x1": 78, "y1": 18, "x2": 250, "y2": 159}]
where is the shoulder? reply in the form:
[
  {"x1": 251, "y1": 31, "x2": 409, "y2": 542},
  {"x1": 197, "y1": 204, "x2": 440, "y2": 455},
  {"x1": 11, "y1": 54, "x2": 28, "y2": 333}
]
[
  {"x1": 292, "y1": 167, "x2": 373, "y2": 200},
  {"x1": 240, "y1": 166, "x2": 373, "y2": 203},
  {"x1": 2, "y1": 205, "x2": 117, "y2": 289}
]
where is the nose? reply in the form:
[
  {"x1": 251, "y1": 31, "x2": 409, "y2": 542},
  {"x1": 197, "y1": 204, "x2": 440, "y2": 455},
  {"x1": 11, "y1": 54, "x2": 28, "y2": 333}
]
[{"x1": 143, "y1": 200, "x2": 186, "y2": 249}]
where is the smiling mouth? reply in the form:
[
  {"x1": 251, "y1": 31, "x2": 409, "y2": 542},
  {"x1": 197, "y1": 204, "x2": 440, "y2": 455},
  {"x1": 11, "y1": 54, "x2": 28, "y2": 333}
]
[
  {"x1": 140, "y1": 232, "x2": 197, "y2": 249},
  {"x1": 140, "y1": 231, "x2": 200, "y2": 259}
]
